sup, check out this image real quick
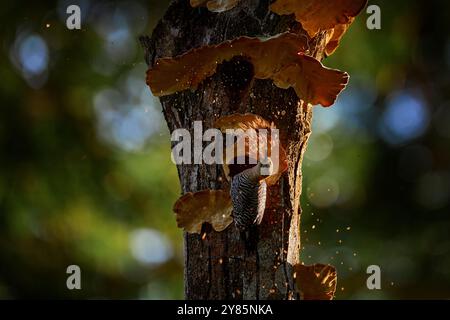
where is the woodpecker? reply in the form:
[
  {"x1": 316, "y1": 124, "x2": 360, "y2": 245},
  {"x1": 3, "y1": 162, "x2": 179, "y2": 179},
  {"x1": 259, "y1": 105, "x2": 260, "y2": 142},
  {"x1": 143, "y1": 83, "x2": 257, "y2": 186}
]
[{"x1": 230, "y1": 158, "x2": 273, "y2": 250}]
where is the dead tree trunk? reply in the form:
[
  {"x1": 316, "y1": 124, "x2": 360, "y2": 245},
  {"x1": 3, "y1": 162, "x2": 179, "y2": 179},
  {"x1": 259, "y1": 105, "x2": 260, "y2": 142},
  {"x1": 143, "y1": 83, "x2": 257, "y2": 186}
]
[{"x1": 142, "y1": 0, "x2": 332, "y2": 299}]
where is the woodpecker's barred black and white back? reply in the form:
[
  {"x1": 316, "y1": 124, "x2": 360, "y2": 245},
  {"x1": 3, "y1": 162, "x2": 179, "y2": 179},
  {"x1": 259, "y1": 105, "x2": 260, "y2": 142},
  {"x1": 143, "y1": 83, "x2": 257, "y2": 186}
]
[{"x1": 230, "y1": 162, "x2": 268, "y2": 232}]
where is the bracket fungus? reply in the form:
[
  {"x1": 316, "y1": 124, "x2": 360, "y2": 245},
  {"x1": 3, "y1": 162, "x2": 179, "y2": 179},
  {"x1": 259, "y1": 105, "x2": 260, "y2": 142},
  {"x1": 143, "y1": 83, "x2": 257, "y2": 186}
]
[
  {"x1": 293, "y1": 263, "x2": 337, "y2": 300},
  {"x1": 190, "y1": 0, "x2": 239, "y2": 13},
  {"x1": 270, "y1": 0, "x2": 367, "y2": 56},
  {"x1": 215, "y1": 113, "x2": 288, "y2": 186},
  {"x1": 146, "y1": 32, "x2": 348, "y2": 107},
  {"x1": 324, "y1": 22, "x2": 352, "y2": 56},
  {"x1": 173, "y1": 189, "x2": 233, "y2": 234}
]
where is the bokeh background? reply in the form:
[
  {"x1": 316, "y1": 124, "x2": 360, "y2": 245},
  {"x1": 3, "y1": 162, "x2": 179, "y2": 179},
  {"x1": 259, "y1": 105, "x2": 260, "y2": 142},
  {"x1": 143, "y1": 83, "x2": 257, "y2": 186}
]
[{"x1": 0, "y1": 0, "x2": 449, "y2": 299}]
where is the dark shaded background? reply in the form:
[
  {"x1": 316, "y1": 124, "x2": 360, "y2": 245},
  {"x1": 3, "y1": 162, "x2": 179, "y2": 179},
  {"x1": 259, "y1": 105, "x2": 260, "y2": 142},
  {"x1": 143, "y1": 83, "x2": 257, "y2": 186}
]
[{"x1": 0, "y1": 0, "x2": 449, "y2": 299}]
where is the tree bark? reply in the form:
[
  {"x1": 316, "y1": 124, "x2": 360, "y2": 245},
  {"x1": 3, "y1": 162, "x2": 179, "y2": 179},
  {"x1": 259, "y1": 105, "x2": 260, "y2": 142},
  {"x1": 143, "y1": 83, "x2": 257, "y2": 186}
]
[{"x1": 141, "y1": 0, "x2": 330, "y2": 299}]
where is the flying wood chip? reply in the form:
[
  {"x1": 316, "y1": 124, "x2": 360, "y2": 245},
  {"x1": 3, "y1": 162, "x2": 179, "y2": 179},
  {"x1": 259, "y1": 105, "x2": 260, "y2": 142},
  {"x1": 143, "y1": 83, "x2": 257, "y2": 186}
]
[
  {"x1": 190, "y1": 0, "x2": 239, "y2": 13},
  {"x1": 293, "y1": 263, "x2": 337, "y2": 300},
  {"x1": 270, "y1": 0, "x2": 367, "y2": 55},
  {"x1": 146, "y1": 33, "x2": 348, "y2": 107},
  {"x1": 173, "y1": 189, "x2": 233, "y2": 234},
  {"x1": 216, "y1": 113, "x2": 288, "y2": 186}
]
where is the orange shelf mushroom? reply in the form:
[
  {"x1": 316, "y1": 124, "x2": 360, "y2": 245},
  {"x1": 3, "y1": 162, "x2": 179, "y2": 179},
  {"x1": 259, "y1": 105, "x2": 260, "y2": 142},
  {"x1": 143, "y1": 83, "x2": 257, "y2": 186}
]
[
  {"x1": 293, "y1": 263, "x2": 337, "y2": 300},
  {"x1": 190, "y1": 0, "x2": 239, "y2": 13},
  {"x1": 324, "y1": 22, "x2": 353, "y2": 56},
  {"x1": 146, "y1": 32, "x2": 348, "y2": 107},
  {"x1": 173, "y1": 189, "x2": 233, "y2": 234},
  {"x1": 215, "y1": 113, "x2": 288, "y2": 186},
  {"x1": 270, "y1": 0, "x2": 367, "y2": 55}
]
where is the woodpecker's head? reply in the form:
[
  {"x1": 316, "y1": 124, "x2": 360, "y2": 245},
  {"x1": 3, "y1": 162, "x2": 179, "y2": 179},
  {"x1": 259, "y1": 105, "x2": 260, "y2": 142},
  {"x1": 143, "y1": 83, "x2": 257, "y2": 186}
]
[{"x1": 258, "y1": 157, "x2": 273, "y2": 177}]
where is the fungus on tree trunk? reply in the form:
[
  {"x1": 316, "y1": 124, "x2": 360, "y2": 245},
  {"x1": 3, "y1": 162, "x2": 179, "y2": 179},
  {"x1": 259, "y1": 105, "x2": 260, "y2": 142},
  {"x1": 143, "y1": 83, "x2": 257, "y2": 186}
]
[
  {"x1": 141, "y1": 0, "x2": 367, "y2": 300},
  {"x1": 146, "y1": 32, "x2": 349, "y2": 107},
  {"x1": 174, "y1": 189, "x2": 233, "y2": 233},
  {"x1": 293, "y1": 263, "x2": 337, "y2": 300},
  {"x1": 270, "y1": 0, "x2": 367, "y2": 41}
]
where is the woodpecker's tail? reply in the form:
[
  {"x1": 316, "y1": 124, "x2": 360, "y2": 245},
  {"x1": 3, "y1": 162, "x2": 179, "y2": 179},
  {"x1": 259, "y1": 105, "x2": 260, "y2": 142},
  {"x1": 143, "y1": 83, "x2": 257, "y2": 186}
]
[{"x1": 241, "y1": 225, "x2": 259, "y2": 253}]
